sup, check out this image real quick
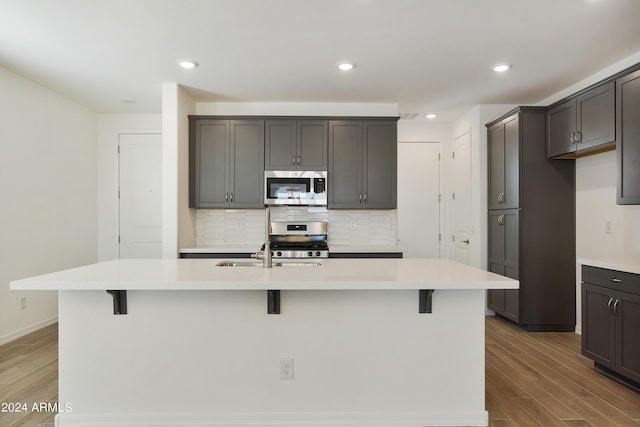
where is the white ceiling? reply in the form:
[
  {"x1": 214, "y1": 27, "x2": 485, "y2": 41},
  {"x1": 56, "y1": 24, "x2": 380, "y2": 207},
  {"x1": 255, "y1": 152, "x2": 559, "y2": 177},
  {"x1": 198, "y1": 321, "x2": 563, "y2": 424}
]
[{"x1": 1, "y1": 0, "x2": 640, "y2": 122}]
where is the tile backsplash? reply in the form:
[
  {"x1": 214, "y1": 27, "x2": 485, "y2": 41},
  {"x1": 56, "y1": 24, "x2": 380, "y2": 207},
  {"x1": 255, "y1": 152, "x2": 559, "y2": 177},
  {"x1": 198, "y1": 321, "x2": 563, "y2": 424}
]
[{"x1": 195, "y1": 207, "x2": 397, "y2": 246}]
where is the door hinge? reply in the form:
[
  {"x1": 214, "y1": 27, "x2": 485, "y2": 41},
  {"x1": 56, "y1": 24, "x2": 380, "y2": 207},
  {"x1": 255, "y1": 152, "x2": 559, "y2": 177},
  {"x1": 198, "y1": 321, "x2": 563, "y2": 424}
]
[
  {"x1": 438, "y1": 153, "x2": 441, "y2": 161},
  {"x1": 438, "y1": 233, "x2": 442, "y2": 242},
  {"x1": 438, "y1": 194, "x2": 442, "y2": 202},
  {"x1": 118, "y1": 235, "x2": 121, "y2": 243},
  {"x1": 452, "y1": 235, "x2": 455, "y2": 242},
  {"x1": 452, "y1": 152, "x2": 455, "y2": 159}
]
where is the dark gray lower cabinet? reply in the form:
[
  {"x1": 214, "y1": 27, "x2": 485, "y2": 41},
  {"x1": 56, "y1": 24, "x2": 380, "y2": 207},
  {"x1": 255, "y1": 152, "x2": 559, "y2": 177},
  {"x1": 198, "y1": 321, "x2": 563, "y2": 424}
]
[
  {"x1": 328, "y1": 120, "x2": 397, "y2": 209},
  {"x1": 617, "y1": 68, "x2": 640, "y2": 204},
  {"x1": 487, "y1": 210, "x2": 519, "y2": 322},
  {"x1": 582, "y1": 266, "x2": 640, "y2": 385}
]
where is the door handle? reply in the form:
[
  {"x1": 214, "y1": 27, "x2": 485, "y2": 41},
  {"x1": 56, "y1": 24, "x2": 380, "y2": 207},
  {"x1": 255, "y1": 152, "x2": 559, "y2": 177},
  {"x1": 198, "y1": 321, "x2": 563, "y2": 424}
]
[
  {"x1": 607, "y1": 298, "x2": 614, "y2": 314},
  {"x1": 613, "y1": 298, "x2": 620, "y2": 315},
  {"x1": 230, "y1": 192, "x2": 234, "y2": 203},
  {"x1": 497, "y1": 214, "x2": 505, "y2": 225},
  {"x1": 462, "y1": 239, "x2": 470, "y2": 244},
  {"x1": 292, "y1": 156, "x2": 296, "y2": 166},
  {"x1": 225, "y1": 192, "x2": 229, "y2": 202},
  {"x1": 297, "y1": 155, "x2": 301, "y2": 166},
  {"x1": 363, "y1": 193, "x2": 367, "y2": 203},
  {"x1": 576, "y1": 131, "x2": 582, "y2": 144}
]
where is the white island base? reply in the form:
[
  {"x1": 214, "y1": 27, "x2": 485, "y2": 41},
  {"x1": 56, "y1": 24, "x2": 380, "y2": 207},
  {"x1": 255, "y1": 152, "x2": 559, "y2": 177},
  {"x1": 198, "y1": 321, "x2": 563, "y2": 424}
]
[{"x1": 12, "y1": 259, "x2": 518, "y2": 427}]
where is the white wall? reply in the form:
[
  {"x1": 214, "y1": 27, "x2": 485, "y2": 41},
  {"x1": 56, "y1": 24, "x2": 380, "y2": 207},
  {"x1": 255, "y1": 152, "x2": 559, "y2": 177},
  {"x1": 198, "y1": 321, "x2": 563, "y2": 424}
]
[
  {"x1": 162, "y1": 83, "x2": 196, "y2": 258},
  {"x1": 97, "y1": 114, "x2": 162, "y2": 261},
  {"x1": 0, "y1": 65, "x2": 97, "y2": 344},
  {"x1": 537, "y1": 49, "x2": 640, "y2": 333}
]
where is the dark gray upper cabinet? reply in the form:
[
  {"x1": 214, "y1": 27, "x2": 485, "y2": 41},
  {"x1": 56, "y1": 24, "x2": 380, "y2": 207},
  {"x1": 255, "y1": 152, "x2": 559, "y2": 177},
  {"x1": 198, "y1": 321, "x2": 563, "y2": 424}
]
[
  {"x1": 616, "y1": 68, "x2": 640, "y2": 204},
  {"x1": 265, "y1": 120, "x2": 327, "y2": 170},
  {"x1": 488, "y1": 114, "x2": 519, "y2": 210},
  {"x1": 547, "y1": 82, "x2": 616, "y2": 159},
  {"x1": 189, "y1": 119, "x2": 264, "y2": 208},
  {"x1": 328, "y1": 120, "x2": 397, "y2": 209},
  {"x1": 486, "y1": 107, "x2": 576, "y2": 332}
]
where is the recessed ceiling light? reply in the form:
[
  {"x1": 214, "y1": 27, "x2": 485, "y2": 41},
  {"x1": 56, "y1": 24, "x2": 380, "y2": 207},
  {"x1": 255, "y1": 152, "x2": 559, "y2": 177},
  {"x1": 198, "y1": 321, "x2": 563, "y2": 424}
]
[
  {"x1": 492, "y1": 64, "x2": 511, "y2": 72},
  {"x1": 337, "y1": 62, "x2": 355, "y2": 71},
  {"x1": 177, "y1": 59, "x2": 199, "y2": 69},
  {"x1": 426, "y1": 114, "x2": 437, "y2": 119}
]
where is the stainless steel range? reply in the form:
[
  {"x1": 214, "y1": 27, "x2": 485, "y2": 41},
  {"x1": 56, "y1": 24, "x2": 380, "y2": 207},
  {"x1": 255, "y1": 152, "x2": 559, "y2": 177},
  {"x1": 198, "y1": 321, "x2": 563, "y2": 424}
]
[{"x1": 262, "y1": 221, "x2": 329, "y2": 259}]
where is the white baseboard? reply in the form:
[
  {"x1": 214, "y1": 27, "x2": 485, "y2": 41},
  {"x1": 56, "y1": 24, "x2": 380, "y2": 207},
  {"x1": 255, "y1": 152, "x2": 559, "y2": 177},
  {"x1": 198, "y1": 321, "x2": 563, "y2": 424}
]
[
  {"x1": 0, "y1": 316, "x2": 58, "y2": 346},
  {"x1": 55, "y1": 411, "x2": 489, "y2": 427}
]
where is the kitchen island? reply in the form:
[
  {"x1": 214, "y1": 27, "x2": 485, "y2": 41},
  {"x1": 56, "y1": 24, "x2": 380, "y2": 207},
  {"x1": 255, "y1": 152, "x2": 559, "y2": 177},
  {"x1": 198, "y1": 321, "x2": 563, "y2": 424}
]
[{"x1": 11, "y1": 258, "x2": 518, "y2": 427}]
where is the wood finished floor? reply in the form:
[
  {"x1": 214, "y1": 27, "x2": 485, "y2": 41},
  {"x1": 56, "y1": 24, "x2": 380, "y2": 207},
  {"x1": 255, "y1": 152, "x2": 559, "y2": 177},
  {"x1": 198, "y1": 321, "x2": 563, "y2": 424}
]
[
  {"x1": 0, "y1": 318, "x2": 638, "y2": 426},
  {"x1": 486, "y1": 316, "x2": 640, "y2": 426}
]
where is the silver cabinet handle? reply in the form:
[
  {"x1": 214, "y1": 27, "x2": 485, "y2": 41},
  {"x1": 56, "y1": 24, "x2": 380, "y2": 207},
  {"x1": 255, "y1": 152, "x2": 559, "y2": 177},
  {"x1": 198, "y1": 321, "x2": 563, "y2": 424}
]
[
  {"x1": 576, "y1": 131, "x2": 582, "y2": 144},
  {"x1": 292, "y1": 156, "x2": 296, "y2": 166},
  {"x1": 359, "y1": 194, "x2": 362, "y2": 203},
  {"x1": 497, "y1": 214, "x2": 505, "y2": 225},
  {"x1": 297, "y1": 155, "x2": 301, "y2": 166},
  {"x1": 230, "y1": 192, "x2": 234, "y2": 203},
  {"x1": 570, "y1": 132, "x2": 575, "y2": 144},
  {"x1": 610, "y1": 278, "x2": 622, "y2": 283},
  {"x1": 613, "y1": 298, "x2": 620, "y2": 315},
  {"x1": 607, "y1": 298, "x2": 614, "y2": 314},
  {"x1": 364, "y1": 193, "x2": 367, "y2": 203},
  {"x1": 225, "y1": 192, "x2": 229, "y2": 202}
]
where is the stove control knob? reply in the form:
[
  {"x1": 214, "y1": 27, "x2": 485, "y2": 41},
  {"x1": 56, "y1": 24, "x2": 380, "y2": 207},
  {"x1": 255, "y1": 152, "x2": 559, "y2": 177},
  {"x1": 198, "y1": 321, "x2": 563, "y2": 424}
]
[
  {"x1": 308, "y1": 251, "x2": 313, "y2": 257},
  {"x1": 315, "y1": 251, "x2": 321, "y2": 257},
  {"x1": 276, "y1": 251, "x2": 282, "y2": 257}
]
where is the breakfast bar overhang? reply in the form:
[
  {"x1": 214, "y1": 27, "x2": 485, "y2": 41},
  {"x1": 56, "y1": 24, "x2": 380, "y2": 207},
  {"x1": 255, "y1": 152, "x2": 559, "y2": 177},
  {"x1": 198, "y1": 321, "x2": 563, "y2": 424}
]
[{"x1": 11, "y1": 258, "x2": 518, "y2": 427}]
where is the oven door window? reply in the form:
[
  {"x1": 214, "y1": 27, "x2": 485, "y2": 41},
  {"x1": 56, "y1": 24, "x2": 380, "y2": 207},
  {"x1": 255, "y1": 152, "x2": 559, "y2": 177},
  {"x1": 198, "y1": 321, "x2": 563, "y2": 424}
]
[{"x1": 266, "y1": 178, "x2": 311, "y2": 200}]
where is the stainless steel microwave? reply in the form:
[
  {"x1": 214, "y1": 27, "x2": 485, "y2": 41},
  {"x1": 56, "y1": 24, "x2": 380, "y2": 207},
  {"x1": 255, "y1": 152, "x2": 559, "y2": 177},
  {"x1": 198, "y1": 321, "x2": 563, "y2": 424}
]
[{"x1": 264, "y1": 171, "x2": 327, "y2": 206}]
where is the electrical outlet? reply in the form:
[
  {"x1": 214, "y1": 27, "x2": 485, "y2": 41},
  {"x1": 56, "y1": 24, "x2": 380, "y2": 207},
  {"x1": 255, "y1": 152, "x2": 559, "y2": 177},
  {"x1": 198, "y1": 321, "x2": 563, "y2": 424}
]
[
  {"x1": 19, "y1": 297, "x2": 27, "y2": 310},
  {"x1": 280, "y1": 358, "x2": 293, "y2": 380}
]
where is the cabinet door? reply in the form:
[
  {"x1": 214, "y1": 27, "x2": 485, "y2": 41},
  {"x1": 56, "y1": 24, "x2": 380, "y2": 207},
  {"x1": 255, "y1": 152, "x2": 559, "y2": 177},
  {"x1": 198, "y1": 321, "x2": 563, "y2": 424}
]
[
  {"x1": 193, "y1": 120, "x2": 230, "y2": 208},
  {"x1": 229, "y1": 120, "x2": 264, "y2": 208},
  {"x1": 615, "y1": 291, "x2": 640, "y2": 383},
  {"x1": 265, "y1": 120, "x2": 296, "y2": 170},
  {"x1": 487, "y1": 210, "x2": 519, "y2": 320},
  {"x1": 547, "y1": 99, "x2": 576, "y2": 158},
  {"x1": 617, "y1": 69, "x2": 640, "y2": 204},
  {"x1": 329, "y1": 121, "x2": 363, "y2": 208},
  {"x1": 297, "y1": 120, "x2": 328, "y2": 170},
  {"x1": 577, "y1": 82, "x2": 615, "y2": 150},
  {"x1": 581, "y1": 283, "x2": 616, "y2": 369},
  {"x1": 363, "y1": 121, "x2": 397, "y2": 209},
  {"x1": 487, "y1": 122, "x2": 505, "y2": 210},
  {"x1": 503, "y1": 115, "x2": 519, "y2": 210}
]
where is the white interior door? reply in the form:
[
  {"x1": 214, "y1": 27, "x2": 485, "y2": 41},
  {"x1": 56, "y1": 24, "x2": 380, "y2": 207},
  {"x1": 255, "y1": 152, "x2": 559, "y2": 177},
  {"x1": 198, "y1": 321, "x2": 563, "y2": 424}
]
[
  {"x1": 452, "y1": 131, "x2": 472, "y2": 264},
  {"x1": 119, "y1": 133, "x2": 163, "y2": 258},
  {"x1": 397, "y1": 142, "x2": 440, "y2": 258}
]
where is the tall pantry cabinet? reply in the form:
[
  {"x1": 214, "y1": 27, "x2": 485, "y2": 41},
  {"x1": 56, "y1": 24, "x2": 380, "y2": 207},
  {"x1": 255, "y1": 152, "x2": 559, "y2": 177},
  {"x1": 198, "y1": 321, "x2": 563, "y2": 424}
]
[{"x1": 486, "y1": 107, "x2": 576, "y2": 332}]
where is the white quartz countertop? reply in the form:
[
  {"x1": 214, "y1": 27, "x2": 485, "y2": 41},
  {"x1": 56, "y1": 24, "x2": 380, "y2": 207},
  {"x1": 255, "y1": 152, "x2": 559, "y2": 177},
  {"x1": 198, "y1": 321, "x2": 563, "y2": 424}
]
[
  {"x1": 578, "y1": 258, "x2": 640, "y2": 275},
  {"x1": 11, "y1": 258, "x2": 518, "y2": 291}
]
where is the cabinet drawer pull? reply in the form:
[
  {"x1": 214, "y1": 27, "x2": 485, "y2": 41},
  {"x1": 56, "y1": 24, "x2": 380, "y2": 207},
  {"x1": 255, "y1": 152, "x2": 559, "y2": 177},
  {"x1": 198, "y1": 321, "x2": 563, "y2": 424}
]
[
  {"x1": 613, "y1": 298, "x2": 620, "y2": 315},
  {"x1": 607, "y1": 298, "x2": 614, "y2": 314},
  {"x1": 230, "y1": 192, "x2": 234, "y2": 203},
  {"x1": 359, "y1": 194, "x2": 362, "y2": 203},
  {"x1": 610, "y1": 277, "x2": 622, "y2": 283},
  {"x1": 570, "y1": 132, "x2": 576, "y2": 144},
  {"x1": 297, "y1": 155, "x2": 301, "y2": 166},
  {"x1": 292, "y1": 156, "x2": 296, "y2": 166},
  {"x1": 364, "y1": 193, "x2": 367, "y2": 203},
  {"x1": 225, "y1": 192, "x2": 229, "y2": 202},
  {"x1": 497, "y1": 214, "x2": 505, "y2": 225},
  {"x1": 576, "y1": 131, "x2": 582, "y2": 144}
]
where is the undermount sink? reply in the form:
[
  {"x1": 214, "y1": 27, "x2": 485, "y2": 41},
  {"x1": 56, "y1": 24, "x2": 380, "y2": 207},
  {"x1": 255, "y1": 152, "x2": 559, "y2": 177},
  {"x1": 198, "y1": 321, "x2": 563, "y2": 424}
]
[{"x1": 216, "y1": 261, "x2": 322, "y2": 267}]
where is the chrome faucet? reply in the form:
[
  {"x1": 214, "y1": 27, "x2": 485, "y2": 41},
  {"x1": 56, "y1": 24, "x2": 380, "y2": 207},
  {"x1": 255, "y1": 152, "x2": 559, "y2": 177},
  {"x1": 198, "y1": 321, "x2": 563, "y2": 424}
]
[{"x1": 251, "y1": 206, "x2": 273, "y2": 268}]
